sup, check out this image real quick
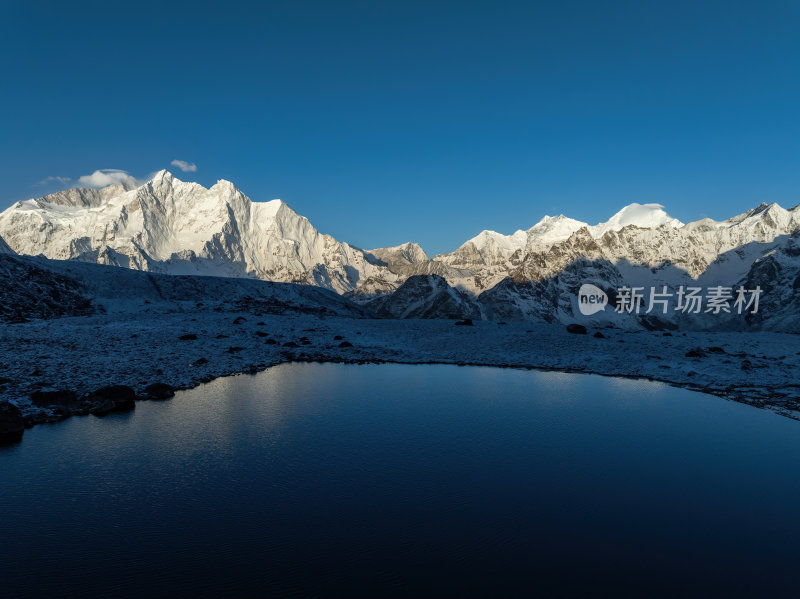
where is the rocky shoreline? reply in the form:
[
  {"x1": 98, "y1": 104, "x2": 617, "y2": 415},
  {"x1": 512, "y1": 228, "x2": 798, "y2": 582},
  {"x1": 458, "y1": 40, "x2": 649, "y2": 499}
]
[{"x1": 3, "y1": 312, "x2": 800, "y2": 443}]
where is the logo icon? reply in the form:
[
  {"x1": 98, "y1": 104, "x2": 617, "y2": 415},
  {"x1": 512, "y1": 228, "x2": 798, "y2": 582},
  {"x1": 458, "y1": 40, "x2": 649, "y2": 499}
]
[{"x1": 578, "y1": 283, "x2": 608, "y2": 316}]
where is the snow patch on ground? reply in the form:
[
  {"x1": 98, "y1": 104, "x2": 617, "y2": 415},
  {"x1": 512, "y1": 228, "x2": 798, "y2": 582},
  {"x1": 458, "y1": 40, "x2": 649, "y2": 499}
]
[{"x1": 2, "y1": 313, "x2": 799, "y2": 427}]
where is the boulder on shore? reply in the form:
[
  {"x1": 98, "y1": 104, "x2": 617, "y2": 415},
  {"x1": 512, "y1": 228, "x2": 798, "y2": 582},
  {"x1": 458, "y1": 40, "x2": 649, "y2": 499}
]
[
  {"x1": 0, "y1": 402, "x2": 24, "y2": 444},
  {"x1": 88, "y1": 385, "x2": 136, "y2": 415},
  {"x1": 143, "y1": 383, "x2": 175, "y2": 400}
]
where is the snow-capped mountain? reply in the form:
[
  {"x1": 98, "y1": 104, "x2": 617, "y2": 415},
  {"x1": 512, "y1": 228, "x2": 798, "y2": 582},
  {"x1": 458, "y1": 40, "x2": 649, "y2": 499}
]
[
  {"x1": 361, "y1": 201, "x2": 800, "y2": 328},
  {"x1": 472, "y1": 203, "x2": 800, "y2": 328},
  {"x1": 0, "y1": 171, "x2": 398, "y2": 294},
  {"x1": 3, "y1": 172, "x2": 800, "y2": 329},
  {"x1": 431, "y1": 203, "x2": 685, "y2": 293},
  {"x1": 588, "y1": 203, "x2": 683, "y2": 237}
]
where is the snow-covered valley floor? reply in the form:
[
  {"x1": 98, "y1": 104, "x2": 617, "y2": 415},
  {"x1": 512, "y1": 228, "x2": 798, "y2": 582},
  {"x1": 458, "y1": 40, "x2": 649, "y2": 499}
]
[{"x1": 2, "y1": 312, "x2": 800, "y2": 429}]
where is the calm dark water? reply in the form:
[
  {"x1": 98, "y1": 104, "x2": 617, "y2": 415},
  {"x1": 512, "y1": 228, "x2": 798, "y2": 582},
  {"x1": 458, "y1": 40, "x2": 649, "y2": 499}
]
[{"x1": 2, "y1": 363, "x2": 800, "y2": 598}]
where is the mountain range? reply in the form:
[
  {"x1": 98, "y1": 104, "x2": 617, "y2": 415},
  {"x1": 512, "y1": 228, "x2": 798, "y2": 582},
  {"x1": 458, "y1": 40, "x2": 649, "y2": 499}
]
[{"x1": 2, "y1": 171, "x2": 800, "y2": 330}]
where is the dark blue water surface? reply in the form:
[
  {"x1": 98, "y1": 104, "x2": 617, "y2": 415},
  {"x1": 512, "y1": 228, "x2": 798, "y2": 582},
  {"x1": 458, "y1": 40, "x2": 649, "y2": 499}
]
[{"x1": 2, "y1": 363, "x2": 800, "y2": 598}]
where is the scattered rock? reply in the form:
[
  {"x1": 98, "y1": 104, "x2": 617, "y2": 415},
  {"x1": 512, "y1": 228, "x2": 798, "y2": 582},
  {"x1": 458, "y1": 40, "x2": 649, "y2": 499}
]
[
  {"x1": 455, "y1": 319, "x2": 473, "y2": 326},
  {"x1": 283, "y1": 341, "x2": 299, "y2": 348},
  {"x1": 741, "y1": 359, "x2": 754, "y2": 371},
  {"x1": 338, "y1": 341, "x2": 354, "y2": 348},
  {"x1": 265, "y1": 338, "x2": 278, "y2": 345},
  {"x1": 593, "y1": 331, "x2": 606, "y2": 338},
  {"x1": 193, "y1": 357, "x2": 209, "y2": 366},
  {"x1": 178, "y1": 333, "x2": 198, "y2": 341},
  {"x1": 334, "y1": 335, "x2": 343, "y2": 340},
  {"x1": 707, "y1": 347, "x2": 726, "y2": 354},
  {"x1": 299, "y1": 336, "x2": 312, "y2": 345},
  {"x1": 566, "y1": 324, "x2": 587, "y2": 335},
  {"x1": 233, "y1": 316, "x2": 246, "y2": 325},
  {"x1": 227, "y1": 346, "x2": 244, "y2": 353},
  {"x1": 685, "y1": 349, "x2": 706, "y2": 358},
  {"x1": 255, "y1": 331, "x2": 269, "y2": 337},
  {"x1": 143, "y1": 383, "x2": 175, "y2": 400},
  {"x1": 216, "y1": 333, "x2": 229, "y2": 339},
  {"x1": 663, "y1": 332, "x2": 673, "y2": 337}
]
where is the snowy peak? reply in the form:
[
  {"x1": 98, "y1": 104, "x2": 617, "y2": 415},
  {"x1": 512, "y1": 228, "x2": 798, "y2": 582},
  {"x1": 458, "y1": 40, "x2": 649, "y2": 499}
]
[
  {"x1": 464, "y1": 228, "x2": 529, "y2": 254},
  {"x1": 527, "y1": 214, "x2": 588, "y2": 245},
  {"x1": 396, "y1": 241, "x2": 429, "y2": 263},
  {"x1": 590, "y1": 203, "x2": 683, "y2": 237},
  {"x1": 365, "y1": 242, "x2": 430, "y2": 277},
  {"x1": 735, "y1": 202, "x2": 792, "y2": 228},
  {"x1": 369, "y1": 242, "x2": 429, "y2": 263},
  {"x1": 450, "y1": 203, "x2": 681, "y2": 258},
  {"x1": 150, "y1": 169, "x2": 174, "y2": 184},
  {"x1": 32, "y1": 182, "x2": 135, "y2": 209}
]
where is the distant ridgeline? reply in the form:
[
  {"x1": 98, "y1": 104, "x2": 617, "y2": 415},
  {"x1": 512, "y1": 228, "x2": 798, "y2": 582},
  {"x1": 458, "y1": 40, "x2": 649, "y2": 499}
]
[{"x1": 2, "y1": 172, "x2": 799, "y2": 330}]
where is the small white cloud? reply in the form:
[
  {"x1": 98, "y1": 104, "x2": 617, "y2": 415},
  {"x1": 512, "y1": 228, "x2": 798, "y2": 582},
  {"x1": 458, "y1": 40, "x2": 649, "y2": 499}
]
[
  {"x1": 170, "y1": 159, "x2": 197, "y2": 172},
  {"x1": 77, "y1": 169, "x2": 140, "y2": 188},
  {"x1": 37, "y1": 175, "x2": 72, "y2": 186}
]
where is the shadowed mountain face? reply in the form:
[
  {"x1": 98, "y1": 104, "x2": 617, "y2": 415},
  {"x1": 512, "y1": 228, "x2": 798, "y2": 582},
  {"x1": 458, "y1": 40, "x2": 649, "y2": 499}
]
[
  {"x1": 0, "y1": 253, "x2": 371, "y2": 323},
  {"x1": 2, "y1": 174, "x2": 800, "y2": 328},
  {"x1": 475, "y1": 232, "x2": 800, "y2": 332},
  {"x1": 0, "y1": 254, "x2": 93, "y2": 322},
  {"x1": 364, "y1": 275, "x2": 481, "y2": 320}
]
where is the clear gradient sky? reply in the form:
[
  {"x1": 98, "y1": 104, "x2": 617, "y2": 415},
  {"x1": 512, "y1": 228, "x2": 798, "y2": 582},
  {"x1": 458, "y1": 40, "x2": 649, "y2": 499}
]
[{"x1": 2, "y1": 1, "x2": 799, "y2": 255}]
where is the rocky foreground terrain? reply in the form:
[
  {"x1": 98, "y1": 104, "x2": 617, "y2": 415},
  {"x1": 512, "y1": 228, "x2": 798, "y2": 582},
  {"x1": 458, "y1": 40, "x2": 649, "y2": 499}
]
[{"x1": 2, "y1": 309, "x2": 799, "y2": 444}]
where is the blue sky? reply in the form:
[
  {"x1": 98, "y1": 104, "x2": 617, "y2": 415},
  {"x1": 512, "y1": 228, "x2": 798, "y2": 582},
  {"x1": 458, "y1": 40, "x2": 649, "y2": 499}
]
[{"x1": 2, "y1": 0, "x2": 799, "y2": 255}]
